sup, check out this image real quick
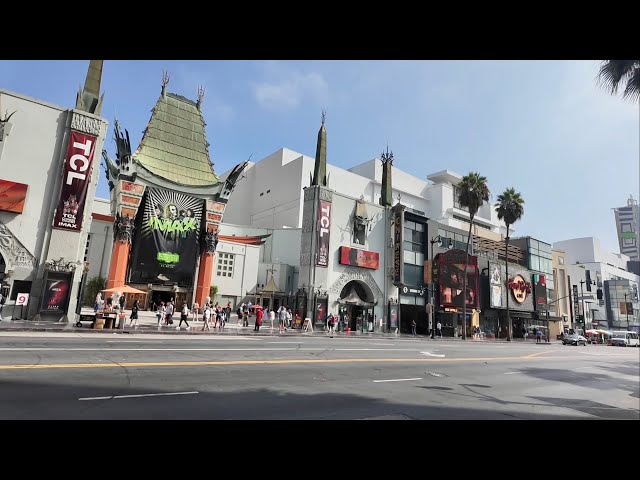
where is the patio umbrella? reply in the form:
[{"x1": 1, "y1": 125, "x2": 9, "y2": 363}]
[{"x1": 102, "y1": 285, "x2": 147, "y2": 294}]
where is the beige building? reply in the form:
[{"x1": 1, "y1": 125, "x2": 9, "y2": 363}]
[{"x1": 552, "y1": 248, "x2": 571, "y2": 331}]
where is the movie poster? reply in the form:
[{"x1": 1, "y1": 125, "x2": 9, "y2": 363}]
[
  {"x1": 438, "y1": 249, "x2": 478, "y2": 309},
  {"x1": 129, "y1": 188, "x2": 204, "y2": 286},
  {"x1": 40, "y1": 272, "x2": 72, "y2": 313},
  {"x1": 339, "y1": 246, "x2": 380, "y2": 269}
]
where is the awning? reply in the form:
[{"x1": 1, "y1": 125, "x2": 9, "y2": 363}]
[{"x1": 338, "y1": 286, "x2": 376, "y2": 306}]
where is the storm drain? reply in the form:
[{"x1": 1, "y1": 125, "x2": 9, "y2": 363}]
[{"x1": 426, "y1": 371, "x2": 447, "y2": 378}]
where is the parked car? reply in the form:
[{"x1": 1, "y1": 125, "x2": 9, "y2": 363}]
[{"x1": 562, "y1": 334, "x2": 587, "y2": 346}]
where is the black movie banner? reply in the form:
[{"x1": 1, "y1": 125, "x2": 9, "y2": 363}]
[
  {"x1": 40, "y1": 271, "x2": 72, "y2": 313},
  {"x1": 129, "y1": 188, "x2": 204, "y2": 286}
]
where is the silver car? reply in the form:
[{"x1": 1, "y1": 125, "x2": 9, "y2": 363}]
[{"x1": 562, "y1": 334, "x2": 587, "y2": 346}]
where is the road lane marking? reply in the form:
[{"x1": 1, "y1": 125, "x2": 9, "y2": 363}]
[
  {"x1": 372, "y1": 343, "x2": 395, "y2": 346},
  {"x1": 503, "y1": 372, "x2": 523, "y2": 375},
  {"x1": 267, "y1": 342, "x2": 303, "y2": 344},
  {"x1": 420, "y1": 352, "x2": 446, "y2": 358},
  {"x1": 525, "y1": 350, "x2": 559, "y2": 359},
  {"x1": 373, "y1": 378, "x2": 422, "y2": 383},
  {"x1": 79, "y1": 391, "x2": 199, "y2": 401},
  {"x1": 0, "y1": 355, "x2": 591, "y2": 370}
]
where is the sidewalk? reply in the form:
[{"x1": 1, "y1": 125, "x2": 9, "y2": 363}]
[{"x1": 0, "y1": 309, "x2": 563, "y2": 343}]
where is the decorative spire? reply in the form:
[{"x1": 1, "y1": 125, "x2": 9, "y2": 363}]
[
  {"x1": 379, "y1": 145, "x2": 394, "y2": 207},
  {"x1": 161, "y1": 70, "x2": 170, "y2": 99},
  {"x1": 75, "y1": 60, "x2": 104, "y2": 115},
  {"x1": 196, "y1": 85, "x2": 205, "y2": 111},
  {"x1": 311, "y1": 110, "x2": 327, "y2": 187}
]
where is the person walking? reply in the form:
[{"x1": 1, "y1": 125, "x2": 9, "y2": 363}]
[
  {"x1": 156, "y1": 302, "x2": 165, "y2": 327},
  {"x1": 165, "y1": 301, "x2": 174, "y2": 325},
  {"x1": 437, "y1": 321, "x2": 442, "y2": 338},
  {"x1": 536, "y1": 328, "x2": 542, "y2": 344},
  {"x1": 278, "y1": 307, "x2": 286, "y2": 334},
  {"x1": 192, "y1": 301, "x2": 200, "y2": 323},
  {"x1": 179, "y1": 303, "x2": 190, "y2": 329},
  {"x1": 118, "y1": 293, "x2": 125, "y2": 311},
  {"x1": 522, "y1": 326, "x2": 528, "y2": 342},
  {"x1": 243, "y1": 304, "x2": 250, "y2": 327},
  {"x1": 202, "y1": 305, "x2": 211, "y2": 331},
  {"x1": 328, "y1": 314, "x2": 335, "y2": 337},
  {"x1": 411, "y1": 319, "x2": 417, "y2": 336},
  {"x1": 129, "y1": 299, "x2": 140, "y2": 327}
]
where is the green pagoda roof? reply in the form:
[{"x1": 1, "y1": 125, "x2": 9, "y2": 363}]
[{"x1": 133, "y1": 91, "x2": 220, "y2": 187}]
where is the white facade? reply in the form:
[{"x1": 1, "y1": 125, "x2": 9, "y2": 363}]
[
  {"x1": 554, "y1": 237, "x2": 640, "y2": 329},
  {"x1": 220, "y1": 149, "x2": 509, "y2": 238},
  {"x1": 0, "y1": 88, "x2": 108, "y2": 320},
  {"x1": 84, "y1": 199, "x2": 113, "y2": 280},
  {"x1": 211, "y1": 240, "x2": 260, "y2": 308}
]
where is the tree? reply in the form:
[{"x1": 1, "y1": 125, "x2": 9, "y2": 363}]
[
  {"x1": 457, "y1": 172, "x2": 490, "y2": 340},
  {"x1": 209, "y1": 285, "x2": 218, "y2": 302},
  {"x1": 83, "y1": 276, "x2": 106, "y2": 307},
  {"x1": 597, "y1": 60, "x2": 640, "y2": 103},
  {"x1": 495, "y1": 188, "x2": 525, "y2": 341}
]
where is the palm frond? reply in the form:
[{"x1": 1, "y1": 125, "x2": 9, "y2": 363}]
[
  {"x1": 495, "y1": 187, "x2": 525, "y2": 228},
  {"x1": 622, "y1": 64, "x2": 640, "y2": 102},
  {"x1": 597, "y1": 60, "x2": 640, "y2": 103}
]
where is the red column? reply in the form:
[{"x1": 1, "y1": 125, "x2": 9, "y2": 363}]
[
  {"x1": 106, "y1": 241, "x2": 130, "y2": 289},
  {"x1": 195, "y1": 252, "x2": 215, "y2": 307}
]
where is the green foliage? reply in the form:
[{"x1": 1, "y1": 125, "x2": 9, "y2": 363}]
[
  {"x1": 597, "y1": 60, "x2": 640, "y2": 103},
  {"x1": 83, "y1": 276, "x2": 106, "y2": 307},
  {"x1": 495, "y1": 187, "x2": 525, "y2": 233},
  {"x1": 457, "y1": 172, "x2": 491, "y2": 221},
  {"x1": 209, "y1": 285, "x2": 218, "y2": 300}
]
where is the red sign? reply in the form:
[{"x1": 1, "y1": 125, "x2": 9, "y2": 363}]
[
  {"x1": 0, "y1": 179, "x2": 29, "y2": 214},
  {"x1": 53, "y1": 131, "x2": 97, "y2": 231},
  {"x1": 317, "y1": 199, "x2": 331, "y2": 267},
  {"x1": 508, "y1": 274, "x2": 531, "y2": 304},
  {"x1": 339, "y1": 246, "x2": 379, "y2": 269}
]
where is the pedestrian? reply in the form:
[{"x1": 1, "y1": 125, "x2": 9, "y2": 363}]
[
  {"x1": 179, "y1": 303, "x2": 190, "y2": 329},
  {"x1": 536, "y1": 328, "x2": 542, "y2": 344},
  {"x1": 522, "y1": 327, "x2": 527, "y2": 342},
  {"x1": 94, "y1": 292, "x2": 102, "y2": 312},
  {"x1": 411, "y1": 319, "x2": 417, "y2": 336},
  {"x1": 192, "y1": 301, "x2": 200, "y2": 323},
  {"x1": 119, "y1": 293, "x2": 125, "y2": 311},
  {"x1": 165, "y1": 301, "x2": 174, "y2": 325},
  {"x1": 129, "y1": 299, "x2": 140, "y2": 327},
  {"x1": 106, "y1": 294, "x2": 114, "y2": 310},
  {"x1": 437, "y1": 321, "x2": 442, "y2": 338},
  {"x1": 278, "y1": 306, "x2": 286, "y2": 334},
  {"x1": 328, "y1": 314, "x2": 335, "y2": 337},
  {"x1": 156, "y1": 302, "x2": 164, "y2": 327},
  {"x1": 254, "y1": 307, "x2": 263, "y2": 332},
  {"x1": 0, "y1": 291, "x2": 4, "y2": 321},
  {"x1": 286, "y1": 309, "x2": 293, "y2": 330},
  {"x1": 243, "y1": 304, "x2": 250, "y2": 327},
  {"x1": 202, "y1": 305, "x2": 211, "y2": 331}
]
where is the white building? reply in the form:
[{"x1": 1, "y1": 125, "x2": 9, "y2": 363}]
[
  {"x1": 220, "y1": 149, "x2": 508, "y2": 239},
  {"x1": 0, "y1": 61, "x2": 108, "y2": 321},
  {"x1": 84, "y1": 198, "x2": 113, "y2": 280},
  {"x1": 553, "y1": 237, "x2": 640, "y2": 330}
]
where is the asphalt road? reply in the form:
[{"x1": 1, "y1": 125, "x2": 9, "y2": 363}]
[{"x1": 0, "y1": 332, "x2": 638, "y2": 419}]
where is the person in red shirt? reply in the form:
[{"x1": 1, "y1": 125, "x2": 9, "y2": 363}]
[{"x1": 254, "y1": 307, "x2": 264, "y2": 332}]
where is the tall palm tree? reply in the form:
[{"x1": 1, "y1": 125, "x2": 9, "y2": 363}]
[
  {"x1": 495, "y1": 188, "x2": 525, "y2": 341},
  {"x1": 457, "y1": 172, "x2": 490, "y2": 340},
  {"x1": 597, "y1": 60, "x2": 640, "y2": 103}
]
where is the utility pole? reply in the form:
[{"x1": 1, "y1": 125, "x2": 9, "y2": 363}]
[{"x1": 624, "y1": 292, "x2": 629, "y2": 329}]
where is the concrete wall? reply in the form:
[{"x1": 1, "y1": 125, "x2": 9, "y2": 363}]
[
  {"x1": 212, "y1": 240, "x2": 260, "y2": 304},
  {"x1": 554, "y1": 237, "x2": 631, "y2": 270}
]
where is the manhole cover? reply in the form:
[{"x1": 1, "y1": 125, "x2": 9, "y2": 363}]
[{"x1": 426, "y1": 371, "x2": 446, "y2": 377}]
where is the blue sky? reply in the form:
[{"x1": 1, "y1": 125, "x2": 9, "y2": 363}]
[{"x1": 1, "y1": 60, "x2": 637, "y2": 254}]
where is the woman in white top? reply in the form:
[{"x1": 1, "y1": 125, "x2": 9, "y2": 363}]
[
  {"x1": 269, "y1": 309, "x2": 276, "y2": 330},
  {"x1": 202, "y1": 306, "x2": 211, "y2": 331}
]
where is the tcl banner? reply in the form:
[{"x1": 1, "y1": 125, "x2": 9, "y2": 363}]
[
  {"x1": 316, "y1": 199, "x2": 331, "y2": 267},
  {"x1": 53, "y1": 131, "x2": 97, "y2": 231}
]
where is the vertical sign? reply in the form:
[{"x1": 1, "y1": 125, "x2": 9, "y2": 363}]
[
  {"x1": 393, "y1": 205, "x2": 404, "y2": 286},
  {"x1": 572, "y1": 284, "x2": 579, "y2": 314},
  {"x1": 53, "y1": 131, "x2": 97, "y2": 231},
  {"x1": 316, "y1": 199, "x2": 331, "y2": 267}
]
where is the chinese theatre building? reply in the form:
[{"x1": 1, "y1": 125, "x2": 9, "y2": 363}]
[
  {"x1": 103, "y1": 75, "x2": 246, "y2": 308},
  {"x1": 0, "y1": 61, "x2": 109, "y2": 321}
]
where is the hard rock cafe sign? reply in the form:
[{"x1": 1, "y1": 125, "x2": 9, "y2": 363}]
[{"x1": 508, "y1": 274, "x2": 531, "y2": 304}]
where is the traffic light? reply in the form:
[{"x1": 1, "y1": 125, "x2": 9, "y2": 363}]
[
  {"x1": 576, "y1": 315, "x2": 584, "y2": 324},
  {"x1": 597, "y1": 289, "x2": 603, "y2": 300}
]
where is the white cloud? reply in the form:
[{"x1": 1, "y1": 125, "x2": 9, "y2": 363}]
[{"x1": 251, "y1": 70, "x2": 328, "y2": 110}]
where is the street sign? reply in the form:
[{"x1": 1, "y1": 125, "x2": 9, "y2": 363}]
[{"x1": 16, "y1": 293, "x2": 30, "y2": 306}]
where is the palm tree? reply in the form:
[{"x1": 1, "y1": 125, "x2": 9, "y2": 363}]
[
  {"x1": 495, "y1": 188, "x2": 525, "y2": 341},
  {"x1": 597, "y1": 60, "x2": 640, "y2": 103},
  {"x1": 456, "y1": 172, "x2": 490, "y2": 340}
]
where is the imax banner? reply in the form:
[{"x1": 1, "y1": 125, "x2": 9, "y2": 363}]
[{"x1": 129, "y1": 188, "x2": 204, "y2": 286}]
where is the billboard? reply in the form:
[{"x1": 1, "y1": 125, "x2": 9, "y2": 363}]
[
  {"x1": 438, "y1": 249, "x2": 478, "y2": 309},
  {"x1": 0, "y1": 179, "x2": 28, "y2": 214},
  {"x1": 53, "y1": 131, "x2": 97, "y2": 231},
  {"x1": 316, "y1": 199, "x2": 331, "y2": 267},
  {"x1": 129, "y1": 188, "x2": 204, "y2": 286},
  {"x1": 489, "y1": 263, "x2": 503, "y2": 308},
  {"x1": 40, "y1": 271, "x2": 72, "y2": 313},
  {"x1": 392, "y1": 205, "x2": 404, "y2": 286},
  {"x1": 339, "y1": 246, "x2": 379, "y2": 270},
  {"x1": 533, "y1": 273, "x2": 547, "y2": 310}
]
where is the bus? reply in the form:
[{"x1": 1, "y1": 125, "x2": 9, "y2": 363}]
[{"x1": 610, "y1": 330, "x2": 640, "y2": 347}]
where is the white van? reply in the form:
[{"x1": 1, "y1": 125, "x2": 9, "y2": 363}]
[{"x1": 610, "y1": 331, "x2": 640, "y2": 347}]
